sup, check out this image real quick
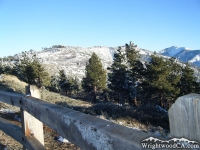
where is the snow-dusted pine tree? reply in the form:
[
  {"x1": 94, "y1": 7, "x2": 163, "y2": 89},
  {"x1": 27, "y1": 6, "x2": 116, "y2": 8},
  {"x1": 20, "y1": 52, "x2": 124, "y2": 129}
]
[
  {"x1": 108, "y1": 42, "x2": 145, "y2": 105},
  {"x1": 108, "y1": 46, "x2": 129, "y2": 105}
]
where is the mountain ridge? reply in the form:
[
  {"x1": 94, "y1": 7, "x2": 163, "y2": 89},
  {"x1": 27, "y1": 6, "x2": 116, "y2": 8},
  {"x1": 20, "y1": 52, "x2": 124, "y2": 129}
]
[
  {"x1": 12, "y1": 45, "x2": 153, "y2": 80},
  {"x1": 158, "y1": 46, "x2": 200, "y2": 66},
  {"x1": 7, "y1": 45, "x2": 200, "y2": 80}
]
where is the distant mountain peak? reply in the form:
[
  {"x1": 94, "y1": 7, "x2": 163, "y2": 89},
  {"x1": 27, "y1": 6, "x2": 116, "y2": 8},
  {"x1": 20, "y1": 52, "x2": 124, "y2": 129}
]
[
  {"x1": 159, "y1": 46, "x2": 191, "y2": 57},
  {"x1": 158, "y1": 46, "x2": 200, "y2": 67}
]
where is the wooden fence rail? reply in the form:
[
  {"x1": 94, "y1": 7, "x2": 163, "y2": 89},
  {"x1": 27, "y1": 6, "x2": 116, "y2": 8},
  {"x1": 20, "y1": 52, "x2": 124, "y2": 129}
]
[{"x1": 0, "y1": 86, "x2": 151, "y2": 150}]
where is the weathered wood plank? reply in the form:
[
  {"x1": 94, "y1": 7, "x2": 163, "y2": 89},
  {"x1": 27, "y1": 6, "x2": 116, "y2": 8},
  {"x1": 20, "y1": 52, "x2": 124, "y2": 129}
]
[
  {"x1": 21, "y1": 86, "x2": 44, "y2": 146},
  {"x1": 0, "y1": 117, "x2": 45, "y2": 150}
]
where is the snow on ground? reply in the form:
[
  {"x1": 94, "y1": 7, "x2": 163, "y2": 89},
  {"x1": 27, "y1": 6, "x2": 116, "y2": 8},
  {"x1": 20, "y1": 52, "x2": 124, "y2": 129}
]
[
  {"x1": 139, "y1": 49, "x2": 148, "y2": 55},
  {"x1": 55, "y1": 136, "x2": 70, "y2": 143}
]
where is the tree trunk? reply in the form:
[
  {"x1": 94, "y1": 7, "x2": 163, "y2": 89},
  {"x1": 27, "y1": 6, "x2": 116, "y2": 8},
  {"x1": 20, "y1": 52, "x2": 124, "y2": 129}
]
[
  {"x1": 119, "y1": 92, "x2": 124, "y2": 106},
  {"x1": 93, "y1": 86, "x2": 97, "y2": 103},
  {"x1": 65, "y1": 89, "x2": 68, "y2": 95},
  {"x1": 134, "y1": 97, "x2": 137, "y2": 107},
  {"x1": 160, "y1": 95, "x2": 164, "y2": 108}
]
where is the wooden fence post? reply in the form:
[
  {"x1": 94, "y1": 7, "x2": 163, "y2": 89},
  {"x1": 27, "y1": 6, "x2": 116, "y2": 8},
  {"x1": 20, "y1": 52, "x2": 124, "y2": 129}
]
[{"x1": 21, "y1": 85, "x2": 44, "y2": 149}]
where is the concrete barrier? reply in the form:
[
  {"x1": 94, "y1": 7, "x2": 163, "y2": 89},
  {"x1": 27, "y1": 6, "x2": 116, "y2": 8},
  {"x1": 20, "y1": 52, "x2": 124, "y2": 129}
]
[{"x1": 168, "y1": 93, "x2": 200, "y2": 143}]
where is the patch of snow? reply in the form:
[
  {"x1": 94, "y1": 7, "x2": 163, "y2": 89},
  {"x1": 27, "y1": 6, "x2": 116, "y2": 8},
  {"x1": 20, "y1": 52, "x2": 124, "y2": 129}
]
[
  {"x1": 139, "y1": 50, "x2": 148, "y2": 55},
  {"x1": 189, "y1": 55, "x2": 200, "y2": 63},
  {"x1": 56, "y1": 136, "x2": 70, "y2": 143},
  {"x1": 126, "y1": 126, "x2": 141, "y2": 130},
  {"x1": 156, "y1": 105, "x2": 168, "y2": 113},
  {"x1": 0, "y1": 109, "x2": 15, "y2": 113},
  {"x1": 119, "y1": 122, "x2": 123, "y2": 125}
]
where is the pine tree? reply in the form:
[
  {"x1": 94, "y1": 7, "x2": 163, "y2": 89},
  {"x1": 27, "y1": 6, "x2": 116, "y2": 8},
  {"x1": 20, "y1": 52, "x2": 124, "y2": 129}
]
[
  {"x1": 143, "y1": 55, "x2": 182, "y2": 108},
  {"x1": 58, "y1": 69, "x2": 67, "y2": 85},
  {"x1": 178, "y1": 63, "x2": 199, "y2": 96},
  {"x1": 126, "y1": 41, "x2": 139, "y2": 68},
  {"x1": 49, "y1": 75, "x2": 60, "y2": 92},
  {"x1": 0, "y1": 58, "x2": 4, "y2": 74},
  {"x1": 67, "y1": 77, "x2": 76, "y2": 94},
  {"x1": 108, "y1": 46, "x2": 128, "y2": 105},
  {"x1": 58, "y1": 69, "x2": 68, "y2": 94},
  {"x1": 73, "y1": 77, "x2": 82, "y2": 93},
  {"x1": 165, "y1": 57, "x2": 182, "y2": 107},
  {"x1": 128, "y1": 60, "x2": 147, "y2": 106},
  {"x1": 125, "y1": 42, "x2": 145, "y2": 105},
  {"x1": 108, "y1": 42, "x2": 144, "y2": 106},
  {"x1": 14, "y1": 53, "x2": 50, "y2": 88},
  {"x1": 31, "y1": 58, "x2": 50, "y2": 87},
  {"x1": 58, "y1": 70, "x2": 81, "y2": 95},
  {"x1": 82, "y1": 52, "x2": 106, "y2": 103}
]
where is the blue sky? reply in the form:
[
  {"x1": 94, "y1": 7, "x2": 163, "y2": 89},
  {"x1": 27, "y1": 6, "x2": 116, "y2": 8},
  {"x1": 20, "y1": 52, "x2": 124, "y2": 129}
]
[{"x1": 0, "y1": 0, "x2": 200, "y2": 57}]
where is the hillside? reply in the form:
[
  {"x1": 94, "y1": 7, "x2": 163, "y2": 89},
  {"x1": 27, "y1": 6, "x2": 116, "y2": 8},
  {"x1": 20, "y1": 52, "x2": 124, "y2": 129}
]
[
  {"x1": 12, "y1": 46, "x2": 153, "y2": 79},
  {"x1": 0, "y1": 74, "x2": 27, "y2": 94}
]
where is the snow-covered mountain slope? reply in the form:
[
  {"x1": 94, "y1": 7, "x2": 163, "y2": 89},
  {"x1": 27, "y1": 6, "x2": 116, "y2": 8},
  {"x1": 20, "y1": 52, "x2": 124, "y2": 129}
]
[
  {"x1": 13, "y1": 46, "x2": 152, "y2": 80},
  {"x1": 11, "y1": 45, "x2": 200, "y2": 80},
  {"x1": 159, "y1": 46, "x2": 189, "y2": 57},
  {"x1": 175, "y1": 50, "x2": 200, "y2": 65},
  {"x1": 36, "y1": 46, "x2": 117, "y2": 79},
  {"x1": 159, "y1": 46, "x2": 200, "y2": 66}
]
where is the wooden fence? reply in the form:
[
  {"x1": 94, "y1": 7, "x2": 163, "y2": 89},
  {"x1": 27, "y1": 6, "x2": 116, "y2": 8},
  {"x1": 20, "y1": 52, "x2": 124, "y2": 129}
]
[{"x1": 0, "y1": 86, "x2": 151, "y2": 150}]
